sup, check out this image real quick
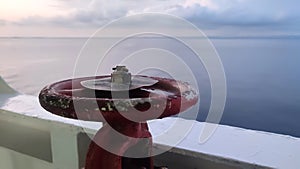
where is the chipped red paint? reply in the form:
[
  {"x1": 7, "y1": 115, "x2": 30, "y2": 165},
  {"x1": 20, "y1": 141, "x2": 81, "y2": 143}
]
[{"x1": 39, "y1": 75, "x2": 198, "y2": 169}]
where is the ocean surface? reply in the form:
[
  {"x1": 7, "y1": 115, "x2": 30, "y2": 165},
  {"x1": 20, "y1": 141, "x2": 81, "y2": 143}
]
[{"x1": 0, "y1": 37, "x2": 300, "y2": 137}]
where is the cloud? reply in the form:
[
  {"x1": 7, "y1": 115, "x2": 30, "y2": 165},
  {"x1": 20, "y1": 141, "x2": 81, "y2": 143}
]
[
  {"x1": 14, "y1": 0, "x2": 133, "y2": 27},
  {"x1": 151, "y1": 0, "x2": 300, "y2": 27},
  {"x1": 14, "y1": 0, "x2": 300, "y2": 26},
  {"x1": 4, "y1": 0, "x2": 300, "y2": 36},
  {"x1": 145, "y1": 0, "x2": 300, "y2": 35}
]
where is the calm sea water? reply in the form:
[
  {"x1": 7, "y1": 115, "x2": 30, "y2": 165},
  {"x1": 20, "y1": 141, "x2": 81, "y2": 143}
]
[{"x1": 0, "y1": 37, "x2": 300, "y2": 137}]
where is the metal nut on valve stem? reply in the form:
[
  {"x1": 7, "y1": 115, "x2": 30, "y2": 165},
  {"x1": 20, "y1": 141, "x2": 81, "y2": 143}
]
[{"x1": 111, "y1": 65, "x2": 132, "y2": 85}]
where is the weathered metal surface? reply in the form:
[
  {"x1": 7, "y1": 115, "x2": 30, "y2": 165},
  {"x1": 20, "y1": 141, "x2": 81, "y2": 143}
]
[
  {"x1": 39, "y1": 75, "x2": 198, "y2": 122},
  {"x1": 39, "y1": 75, "x2": 198, "y2": 169},
  {"x1": 81, "y1": 76, "x2": 158, "y2": 91}
]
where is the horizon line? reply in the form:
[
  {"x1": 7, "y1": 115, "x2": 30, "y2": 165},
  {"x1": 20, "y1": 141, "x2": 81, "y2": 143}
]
[{"x1": 0, "y1": 35, "x2": 300, "y2": 39}]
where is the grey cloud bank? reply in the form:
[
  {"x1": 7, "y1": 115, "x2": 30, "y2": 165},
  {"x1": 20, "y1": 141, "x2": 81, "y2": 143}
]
[{"x1": 2, "y1": 0, "x2": 300, "y2": 37}]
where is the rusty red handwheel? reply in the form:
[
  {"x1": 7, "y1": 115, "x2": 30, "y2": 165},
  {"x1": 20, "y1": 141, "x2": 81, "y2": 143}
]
[{"x1": 39, "y1": 66, "x2": 198, "y2": 169}]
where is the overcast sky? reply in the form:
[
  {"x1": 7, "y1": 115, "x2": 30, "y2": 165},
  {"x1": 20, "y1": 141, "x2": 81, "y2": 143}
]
[{"x1": 0, "y1": 0, "x2": 299, "y2": 37}]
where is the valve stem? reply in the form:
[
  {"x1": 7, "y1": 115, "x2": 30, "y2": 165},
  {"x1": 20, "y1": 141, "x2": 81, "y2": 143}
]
[{"x1": 111, "y1": 66, "x2": 132, "y2": 85}]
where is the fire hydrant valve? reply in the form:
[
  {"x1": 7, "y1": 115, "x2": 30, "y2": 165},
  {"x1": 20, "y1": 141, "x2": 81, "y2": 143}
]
[{"x1": 39, "y1": 66, "x2": 198, "y2": 169}]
